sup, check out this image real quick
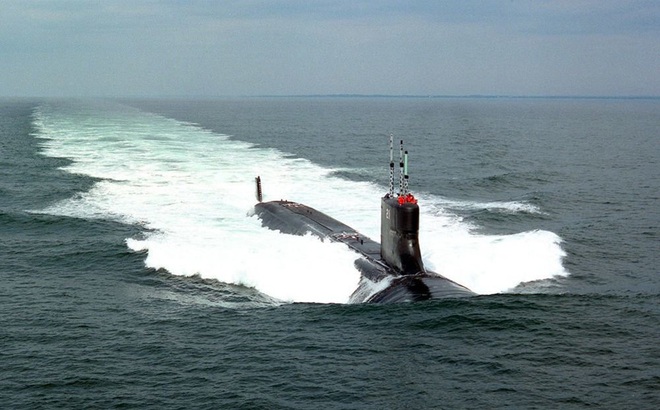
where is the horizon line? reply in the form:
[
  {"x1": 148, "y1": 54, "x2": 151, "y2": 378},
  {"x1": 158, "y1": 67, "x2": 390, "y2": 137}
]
[
  {"x1": 252, "y1": 94, "x2": 660, "y2": 100},
  {"x1": 2, "y1": 94, "x2": 659, "y2": 100}
]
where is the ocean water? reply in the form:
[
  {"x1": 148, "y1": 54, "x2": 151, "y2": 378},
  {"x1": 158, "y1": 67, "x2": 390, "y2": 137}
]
[{"x1": 1, "y1": 97, "x2": 658, "y2": 408}]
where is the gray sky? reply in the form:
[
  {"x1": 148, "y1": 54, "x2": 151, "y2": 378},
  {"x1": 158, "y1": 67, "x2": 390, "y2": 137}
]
[{"x1": 1, "y1": 0, "x2": 658, "y2": 97}]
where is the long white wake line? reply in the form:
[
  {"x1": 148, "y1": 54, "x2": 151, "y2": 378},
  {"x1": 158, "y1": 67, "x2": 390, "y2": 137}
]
[{"x1": 32, "y1": 100, "x2": 569, "y2": 303}]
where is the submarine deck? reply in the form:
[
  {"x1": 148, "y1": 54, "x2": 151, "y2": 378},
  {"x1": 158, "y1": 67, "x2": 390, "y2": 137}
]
[{"x1": 254, "y1": 200, "x2": 390, "y2": 270}]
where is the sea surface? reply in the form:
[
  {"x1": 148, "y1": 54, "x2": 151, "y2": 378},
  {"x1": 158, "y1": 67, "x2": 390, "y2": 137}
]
[{"x1": 1, "y1": 97, "x2": 658, "y2": 408}]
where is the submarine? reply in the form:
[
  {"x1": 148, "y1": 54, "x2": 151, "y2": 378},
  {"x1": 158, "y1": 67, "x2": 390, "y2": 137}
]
[{"x1": 253, "y1": 137, "x2": 475, "y2": 303}]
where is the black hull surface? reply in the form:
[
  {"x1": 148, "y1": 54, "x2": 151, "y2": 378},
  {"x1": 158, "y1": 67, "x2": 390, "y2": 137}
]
[{"x1": 253, "y1": 200, "x2": 475, "y2": 303}]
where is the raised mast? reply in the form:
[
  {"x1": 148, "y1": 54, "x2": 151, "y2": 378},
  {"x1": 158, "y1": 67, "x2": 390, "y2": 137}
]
[{"x1": 388, "y1": 134, "x2": 395, "y2": 197}]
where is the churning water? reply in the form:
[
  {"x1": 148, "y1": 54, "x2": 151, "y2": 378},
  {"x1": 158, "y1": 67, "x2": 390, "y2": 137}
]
[{"x1": 1, "y1": 97, "x2": 658, "y2": 408}]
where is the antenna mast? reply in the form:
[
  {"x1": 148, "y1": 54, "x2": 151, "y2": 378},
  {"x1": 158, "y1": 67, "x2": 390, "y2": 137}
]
[
  {"x1": 403, "y1": 150, "x2": 409, "y2": 195},
  {"x1": 398, "y1": 140, "x2": 404, "y2": 196},
  {"x1": 388, "y1": 134, "x2": 395, "y2": 197}
]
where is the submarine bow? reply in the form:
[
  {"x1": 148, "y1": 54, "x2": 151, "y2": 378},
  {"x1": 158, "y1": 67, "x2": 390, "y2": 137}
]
[{"x1": 253, "y1": 137, "x2": 475, "y2": 303}]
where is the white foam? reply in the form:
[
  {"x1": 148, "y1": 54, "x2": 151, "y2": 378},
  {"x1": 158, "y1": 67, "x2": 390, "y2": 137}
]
[
  {"x1": 33, "y1": 100, "x2": 569, "y2": 303},
  {"x1": 427, "y1": 197, "x2": 543, "y2": 215}
]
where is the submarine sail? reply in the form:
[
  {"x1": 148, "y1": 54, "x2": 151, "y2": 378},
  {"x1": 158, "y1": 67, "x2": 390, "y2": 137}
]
[{"x1": 253, "y1": 136, "x2": 475, "y2": 303}]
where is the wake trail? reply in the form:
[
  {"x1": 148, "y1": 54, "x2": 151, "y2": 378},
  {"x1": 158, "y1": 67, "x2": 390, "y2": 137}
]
[{"x1": 32, "y1": 100, "x2": 569, "y2": 303}]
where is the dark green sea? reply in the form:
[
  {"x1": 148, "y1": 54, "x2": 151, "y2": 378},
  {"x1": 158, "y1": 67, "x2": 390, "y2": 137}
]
[{"x1": 1, "y1": 97, "x2": 658, "y2": 408}]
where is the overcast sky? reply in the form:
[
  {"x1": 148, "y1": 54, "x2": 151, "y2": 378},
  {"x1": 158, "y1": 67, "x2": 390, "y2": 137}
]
[{"x1": 1, "y1": 0, "x2": 658, "y2": 97}]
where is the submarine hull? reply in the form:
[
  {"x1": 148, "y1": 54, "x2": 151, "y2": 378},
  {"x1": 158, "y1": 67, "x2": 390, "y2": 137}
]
[{"x1": 253, "y1": 200, "x2": 475, "y2": 303}]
